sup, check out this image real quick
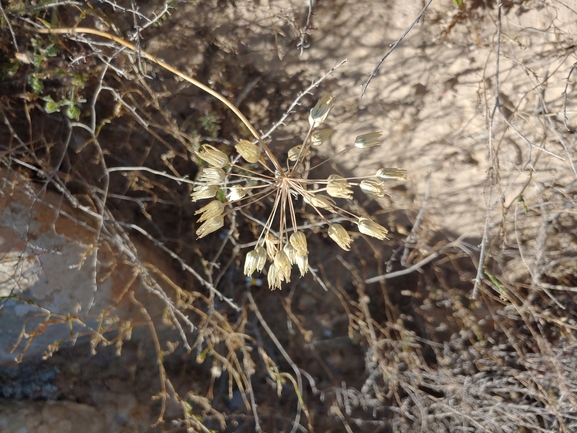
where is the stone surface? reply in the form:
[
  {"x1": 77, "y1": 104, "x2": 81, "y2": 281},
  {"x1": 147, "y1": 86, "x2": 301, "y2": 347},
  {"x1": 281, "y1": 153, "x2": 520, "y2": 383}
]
[
  {"x1": 0, "y1": 400, "x2": 106, "y2": 433},
  {"x1": 0, "y1": 174, "x2": 114, "y2": 366},
  {"x1": 0, "y1": 171, "x2": 184, "y2": 432},
  {"x1": 0, "y1": 171, "x2": 177, "y2": 367}
]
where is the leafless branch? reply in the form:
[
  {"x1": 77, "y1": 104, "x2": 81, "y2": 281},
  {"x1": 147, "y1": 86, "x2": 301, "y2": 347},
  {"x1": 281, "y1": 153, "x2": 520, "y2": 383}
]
[
  {"x1": 261, "y1": 59, "x2": 347, "y2": 140},
  {"x1": 360, "y1": 0, "x2": 434, "y2": 99}
]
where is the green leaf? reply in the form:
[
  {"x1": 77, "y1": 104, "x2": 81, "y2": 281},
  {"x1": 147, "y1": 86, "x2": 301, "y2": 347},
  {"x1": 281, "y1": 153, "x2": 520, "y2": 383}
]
[
  {"x1": 216, "y1": 188, "x2": 225, "y2": 202},
  {"x1": 44, "y1": 44, "x2": 58, "y2": 57},
  {"x1": 28, "y1": 75, "x2": 43, "y2": 93},
  {"x1": 66, "y1": 104, "x2": 81, "y2": 120},
  {"x1": 72, "y1": 74, "x2": 87, "y2": 88},
  {"x1": 32, "y1": 53, "x2": 44, "y2": 68},
  {"x1": 37, "y1": 18, "x2": 53, "y2": 29},
  {"x1": 43, "y1": 95, "x2": 60, "y2": 113}
]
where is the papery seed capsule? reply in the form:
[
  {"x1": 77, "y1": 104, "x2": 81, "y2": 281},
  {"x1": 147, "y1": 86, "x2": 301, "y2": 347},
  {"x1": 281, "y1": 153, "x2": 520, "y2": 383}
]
[
  {"x1": 196, "y1": 215, "x2": 224, "y2": 239},
  {"x1": 227, "y1": 185, "x2": 247, "y2": 202},
  {"x1": 283, "y1": 242, "x2": 297, "y2": 265},
  {"x1": 235, "y1": 139, "x2": 261, "y2": 164},
  {"x1": 376, "y1": 168, "x2": 408, "y2": 182},
  {"x1": 290, "y1": 231, "x2": 308, "y2": 257},
  {"x1": 194, "y1": 200, "x2": 224, "y2": 223},
  {"x1": 288, "y1": 145, "x2": 311, "y2": 162},
  {"x1": 311, "y1": 128, "x2": 334, "y2": 146},
  {"x1": 267, "y1": 263, "x2": 282, "y2": 290},
  {"x1": 197, "y1": 144, "x2": 229, "y2": 168},
  {"x1": 265, "y1": 233, "x2": 278, "y2": 260},
  {"x1": 274, "y1": 251, "x2": 291, "y2": 282},
  {"x1": 254, "y1": 246, "x2": 267, "y2": 271},
  {"x1": 244, "y1": 247, "x2": 266, "y2": 277},
  {"x1": 244, "y1": 250, "x2": 259, "y2": 277},
  {"x1": 354, "y1": 132, "x2": 383, "y2": 149},
  {"x1": 328, "y1": 224, "x2": 352, "y2": 251},
  {"x1": 327, "y1": 174, "x2": 353, "y2": 199},
  {"x1": 191, "y1": 185, "x2": 218, "y2": 202},
  {"x1": 296, "y1": 254, "x2": 308, "y2": 277},
  {"x1": 308, "y1": 94, "x2": 334, "y2": 128},
  {"x1": 198, "y1": 167, "x2": 226, "y2": 185},
  {"x1": 304, "y1": 194, "x2": 336, "y2": 212},
  {"x1": 360, "y1": 179, "x2": 386, "y2": 198},
  {"x1": 358, "y1": 217, "x2": 388, "y2": 240}
]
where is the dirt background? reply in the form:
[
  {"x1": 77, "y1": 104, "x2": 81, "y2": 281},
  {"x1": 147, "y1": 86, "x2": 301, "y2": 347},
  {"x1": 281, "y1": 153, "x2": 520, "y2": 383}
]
[{"x1": 2, "y1": 0, "x2": 577, "y2": 432}]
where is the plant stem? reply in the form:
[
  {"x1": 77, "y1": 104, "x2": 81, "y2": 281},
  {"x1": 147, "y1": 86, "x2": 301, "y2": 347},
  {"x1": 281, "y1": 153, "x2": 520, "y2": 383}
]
[{"x1": 30, "y1": 26, "x2": 285, "y2": 173}]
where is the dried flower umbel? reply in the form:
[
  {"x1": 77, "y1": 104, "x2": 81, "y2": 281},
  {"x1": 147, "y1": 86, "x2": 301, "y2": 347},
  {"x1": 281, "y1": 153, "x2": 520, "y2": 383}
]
[{"x1": 191, "y1": 95, "x2": 406, "y2": 289}]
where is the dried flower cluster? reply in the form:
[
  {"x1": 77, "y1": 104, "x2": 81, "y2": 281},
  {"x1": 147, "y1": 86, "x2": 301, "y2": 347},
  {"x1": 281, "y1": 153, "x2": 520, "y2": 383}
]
[{"x1": 192, "y1": 95, "x2": 407, "y2": 289}]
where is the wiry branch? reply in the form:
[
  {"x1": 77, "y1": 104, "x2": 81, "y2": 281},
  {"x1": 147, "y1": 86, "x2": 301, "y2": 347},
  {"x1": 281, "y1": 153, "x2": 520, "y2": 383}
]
[{"x1": 360, "y1": 0, "x2": 434, "y2": 99}]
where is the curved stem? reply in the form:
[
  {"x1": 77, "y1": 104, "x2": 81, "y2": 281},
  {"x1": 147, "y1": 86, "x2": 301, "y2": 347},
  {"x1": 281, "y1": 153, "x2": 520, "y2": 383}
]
[{"x1": 30, "y1": 26, "x2": 284, "y2": 173}]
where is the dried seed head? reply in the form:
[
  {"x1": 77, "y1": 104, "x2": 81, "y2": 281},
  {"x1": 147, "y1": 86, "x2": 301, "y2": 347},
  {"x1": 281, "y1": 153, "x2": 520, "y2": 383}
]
[
  {"x1": 227, "y1": 185, "x2": 247, "y2": 202},
  {"x1": 360, "y1": 179, "x2": 386, "y2": 198},
  {"x1": 358, "y1": 217, "x2": 388, "y2": 240},
  {"x1": 196, "y1": 215, "x2": 224, "y2": 239},
  {"x1": 244, "y1": 246, "x2": 267, "y2": 277},
  {"x1": 311, "y1": 128, "x2": 334, "y2": 147},
  {"x1": 198, "y1": 144, "x2": 229, "y2": 168},
  {"x1": 184, "y1": 87, "x2": 403, "y2": 289},
  {"x1": 235, "y1": 139, "x2": 261, "y2": 164},
  {"x1": 274, "y1": 250, "x2": 292, "y2": 282},
  {"x1": 198, "y1": 167, "x2": 226, "y2": 185},
  {"x1": 295, "y1": 254, "x2": 308, "y2": 277},
  {"x1": 254, "y1": 246, "x2": 267, "y2": 271},
  {"x1": 304, "y1": 194, "x2": 336, "y2": 212},
  {"x1": 194, "y1": 200, "x2": 224, "y2": 223},
  {"x1": 327, "y1": 174, "x2": 353, "y2": 199},
  {"x1": 267, "y1": 263, "x2": 282, "y2": 290},
  {"x1": 288, "y1": 145, "x2": 311, "y2": 162},
  {"x1": 290, "y1": 231, "x2": 308, "y2": 257},
  {"x1": 265, "y1": 233, "x2": 278, "y2": 260},
  {"x1": 283, "y1": 242, "x2": 298, "y2": 264},
  {"x1": 328, "y1": 224, "x2": 351, "y2": 251},
  {"x1": 308, "y1": 94, "x2": 335, "y2": 128},
  {"x1": 191, "y1": 185, "x2": 218, "y2": 202},
  {"x1": 354, "y1": 132, "x2": 383, "y2": 149},
  {"x1": 244, "y1": 249, "x2": 259, "y2": 277},
  {"x1": 376, "y1": 168, "x2": 408, "y2": 182}
]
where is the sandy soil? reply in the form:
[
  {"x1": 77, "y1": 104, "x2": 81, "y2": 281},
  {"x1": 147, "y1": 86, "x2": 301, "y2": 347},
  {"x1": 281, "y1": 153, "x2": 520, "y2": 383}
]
[{"x1": 143, "y1": 0, "x2": 577, "y2": 240}]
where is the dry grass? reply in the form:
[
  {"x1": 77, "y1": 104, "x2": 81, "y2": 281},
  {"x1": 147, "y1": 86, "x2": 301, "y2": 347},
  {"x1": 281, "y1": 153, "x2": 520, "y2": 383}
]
[{"x1": 1, "y1": 0, "x2": 577, "y2": 432}]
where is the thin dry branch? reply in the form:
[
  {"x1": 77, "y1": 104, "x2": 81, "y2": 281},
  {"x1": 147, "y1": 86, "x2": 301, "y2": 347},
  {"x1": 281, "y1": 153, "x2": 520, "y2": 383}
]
[
  {"x1": 472, "y1": 2, "x2": 503, "y2": 300},
  {"x1": 360, "y1": 0, "x2": 434, "y2": 99}
]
